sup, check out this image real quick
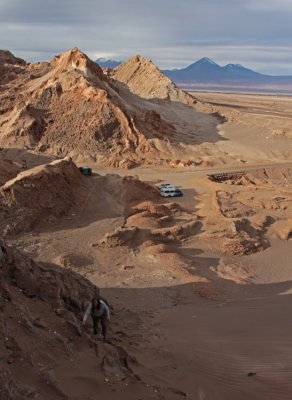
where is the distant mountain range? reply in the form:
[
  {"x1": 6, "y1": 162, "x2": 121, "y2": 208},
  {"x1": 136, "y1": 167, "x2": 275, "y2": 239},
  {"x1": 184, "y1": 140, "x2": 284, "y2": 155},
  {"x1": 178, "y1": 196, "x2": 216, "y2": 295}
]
[
  {"x1": 163, "y1": 58, "x2": 261, "y2": 82},
  {"x1": 162, "y1": 57, "x2": 292, "y2": 84},
  {"x1": 97, "y1": 56, "x2": 292, "y2": 93},
  {"x1": 95, "y1": 58, "x2": 121, "y2": 68},
  {"x1": 162, "y1": 58, "x2": 292, "y2": 93}
]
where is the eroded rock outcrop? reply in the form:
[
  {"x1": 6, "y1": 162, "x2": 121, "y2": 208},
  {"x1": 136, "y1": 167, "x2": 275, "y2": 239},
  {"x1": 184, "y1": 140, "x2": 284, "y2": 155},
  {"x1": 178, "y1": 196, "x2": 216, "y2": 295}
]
[
  {"x1": 113, "y1": 54, "x2": 197, "y2": 105},
  {"x1": 0, "y1": 50, "x2": 26, "y2": 85},
  {"x1": 0, "y1": 157, "x2": 87, "y2": 235},
  {"x1": 0, "y1": 240, "x2": 93, "y2": 399},
  {"x1": 0, "y1": 48, "x2": 206, "y2": 167}
]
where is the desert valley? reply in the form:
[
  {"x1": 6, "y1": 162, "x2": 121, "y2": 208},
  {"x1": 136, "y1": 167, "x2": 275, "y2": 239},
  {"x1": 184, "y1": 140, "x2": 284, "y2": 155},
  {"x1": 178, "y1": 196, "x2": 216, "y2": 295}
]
[{"x1": 0, "y1": 48, "x2": 292, "y2": 400}]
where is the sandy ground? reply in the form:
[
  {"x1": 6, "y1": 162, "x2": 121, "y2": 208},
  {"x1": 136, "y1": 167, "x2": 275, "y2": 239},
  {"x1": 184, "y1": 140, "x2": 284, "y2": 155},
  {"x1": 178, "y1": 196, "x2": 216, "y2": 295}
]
[
  {"x1": 194, "y1": 91, "x2": 292, "y2": 161},
  {"x1": 102, "y1": 283, "x2": 292, "y2": 400},
  {"x1": 2, "y1": 91, "x2": 292, "y2": 399},
  {"x1": 6, "y1": 160, "x2": 292, "y2": 399}
]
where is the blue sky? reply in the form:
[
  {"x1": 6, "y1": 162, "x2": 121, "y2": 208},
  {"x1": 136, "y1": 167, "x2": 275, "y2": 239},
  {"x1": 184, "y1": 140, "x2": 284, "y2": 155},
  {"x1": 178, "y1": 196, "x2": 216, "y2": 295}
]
[{"x1": 1, "y1": 0, "x2": 292, "y2": 75}]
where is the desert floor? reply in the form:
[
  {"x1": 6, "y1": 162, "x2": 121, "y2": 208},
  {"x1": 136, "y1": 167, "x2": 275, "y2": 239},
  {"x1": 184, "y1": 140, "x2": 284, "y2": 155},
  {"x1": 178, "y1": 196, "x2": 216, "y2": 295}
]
[{"x1": 5, "y1": 92, "x2": 292, "y2": 399}]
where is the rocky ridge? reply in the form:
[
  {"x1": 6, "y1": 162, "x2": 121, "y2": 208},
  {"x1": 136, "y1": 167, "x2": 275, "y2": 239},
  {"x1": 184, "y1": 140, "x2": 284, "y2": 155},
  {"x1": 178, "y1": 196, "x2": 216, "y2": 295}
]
[
  {"x1": 0, "y1": 48, "x2": 213, "y2": 168},
  {"x1": 0, "y1": 50, "x2": 26, "y2": 85},
  {"x1": 0, "y1": 157, "x2": 87, "y2": 235},
  {"x1": 113, "y1": 55, "x2": 197, "y2": 105}
]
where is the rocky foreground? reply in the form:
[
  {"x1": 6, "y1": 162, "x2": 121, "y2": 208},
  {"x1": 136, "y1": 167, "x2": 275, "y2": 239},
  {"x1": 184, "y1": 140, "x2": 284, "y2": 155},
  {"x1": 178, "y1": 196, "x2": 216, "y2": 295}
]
[{"x1": 1, "y1": 238, "x2": 193, "y2": 400}]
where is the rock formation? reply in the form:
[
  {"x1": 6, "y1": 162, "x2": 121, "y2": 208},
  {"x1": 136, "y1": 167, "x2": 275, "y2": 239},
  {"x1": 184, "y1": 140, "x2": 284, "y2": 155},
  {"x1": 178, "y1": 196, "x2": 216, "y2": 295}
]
[
  {"x1": 0, "y1": 50, "x2": 26, "y2": 85},
  {"x1": 113, "y1": 54, "x2": 197, "y2": 105},
  {"x1": 0, "y1": 48, "x2": 205, "y2": 167},
  {"x1": 0, "y1": 157, "x2": 87, "y2": 235},
  {"x1": 0, "y1": 239, "x2": 93, "y2": 398}
]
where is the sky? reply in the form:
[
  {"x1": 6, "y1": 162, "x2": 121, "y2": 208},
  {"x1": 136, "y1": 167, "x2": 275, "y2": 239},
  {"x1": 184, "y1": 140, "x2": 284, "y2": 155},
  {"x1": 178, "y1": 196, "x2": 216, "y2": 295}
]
[{"x1": 1, "y1": 0, "x2": 292, "y2": 75}]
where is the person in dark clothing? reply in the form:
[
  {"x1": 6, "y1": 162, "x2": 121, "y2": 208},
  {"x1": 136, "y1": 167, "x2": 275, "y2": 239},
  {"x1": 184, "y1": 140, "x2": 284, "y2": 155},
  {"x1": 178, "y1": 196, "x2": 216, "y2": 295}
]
[{"x1": 82, "y1": 297, "x2": 110, "y2": 341}]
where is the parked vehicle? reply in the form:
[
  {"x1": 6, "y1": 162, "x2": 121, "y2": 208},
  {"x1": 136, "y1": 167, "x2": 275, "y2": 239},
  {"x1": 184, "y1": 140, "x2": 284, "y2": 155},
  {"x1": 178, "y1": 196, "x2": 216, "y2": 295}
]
[
  {"x1": 79, "y1": 166, "x2": 92, "y2": 176},
  {"x1": 158, "y1": 183, "x2": 175, "y2": 190},
  {"x1": 159, "y1": 187, "x2": 183, "y2": 197}
]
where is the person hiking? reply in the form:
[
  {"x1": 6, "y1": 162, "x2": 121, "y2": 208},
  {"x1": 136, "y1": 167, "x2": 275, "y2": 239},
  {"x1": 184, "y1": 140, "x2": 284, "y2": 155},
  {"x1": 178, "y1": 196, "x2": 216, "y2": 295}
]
[{"x1": 82, "y1": 297, "x2": 110, "y2": 341}]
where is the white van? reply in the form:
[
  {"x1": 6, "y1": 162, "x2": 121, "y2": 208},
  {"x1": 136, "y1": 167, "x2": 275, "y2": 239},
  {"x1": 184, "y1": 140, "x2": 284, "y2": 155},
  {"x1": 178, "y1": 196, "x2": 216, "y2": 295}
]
[{"x1": 159, "y1": 187, "x2": 183, "y2": 197}]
